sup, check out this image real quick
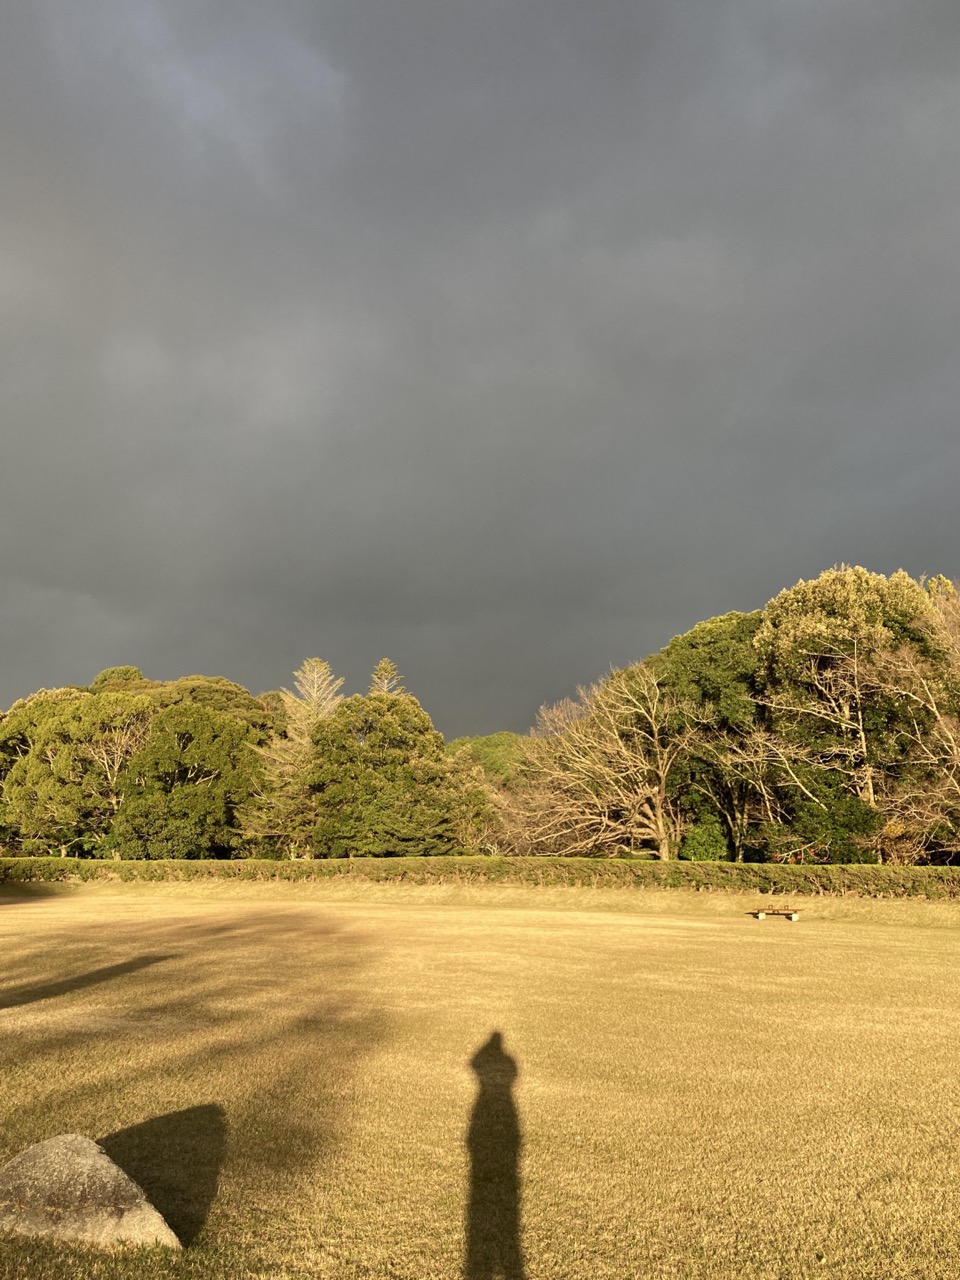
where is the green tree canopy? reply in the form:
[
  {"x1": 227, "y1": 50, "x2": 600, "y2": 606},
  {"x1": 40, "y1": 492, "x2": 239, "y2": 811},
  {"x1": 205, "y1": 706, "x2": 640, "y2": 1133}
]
[
  {"x1": 445, "y1": 732, "x2": 527, "y2": 788},
  {"x1": 310, "y1": 664, "x2": 486, "y2": 857},
  {"x1": 0, "y1": 690, "x2": 154, "y2": 855},
  {"x1": 90, "y1": 666, "x2": 144, "y2": 687},
  {"x1": 108, "y1": 704, "x2": 261, "y2": 859},
  {"x1": 648, "y1": 612, "x2": 764, "y2": 861},
  {"x1": 750, "y1": 567, "x2": 945, "y2": 862},
  {"x1": 755, "y1": 566, "x2": 938, "y2": 691},
  {"x1": 83, "y1": 671, "x2": 275, "y2": 739},
  {"x1": 652, "y1": 611, "x2": 762, "y2": 733}
]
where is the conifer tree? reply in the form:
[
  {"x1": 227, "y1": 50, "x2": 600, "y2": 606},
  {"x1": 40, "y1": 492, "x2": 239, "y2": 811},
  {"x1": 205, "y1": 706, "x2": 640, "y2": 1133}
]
[
  {"x1": 242, "y1": 658, "x2": 344, "y2": 857},
  {"x1": 369, "y1": 658, "x2": 403, "y2": 695},
  {"x1": 310, "y1": 662, "x2": 486, "y2": 857}
]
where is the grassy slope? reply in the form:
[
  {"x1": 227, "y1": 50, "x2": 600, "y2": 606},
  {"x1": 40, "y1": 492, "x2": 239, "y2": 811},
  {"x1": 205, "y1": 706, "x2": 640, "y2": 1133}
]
[{"x1": 2, "y1": 883, "x2": 960, "y2": 1279}]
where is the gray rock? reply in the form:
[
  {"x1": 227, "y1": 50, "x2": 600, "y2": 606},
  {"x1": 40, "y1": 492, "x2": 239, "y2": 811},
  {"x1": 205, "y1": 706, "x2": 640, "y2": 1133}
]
[{"x1": 0, "y1": 1134, "x2": 181, "y2": 1250}]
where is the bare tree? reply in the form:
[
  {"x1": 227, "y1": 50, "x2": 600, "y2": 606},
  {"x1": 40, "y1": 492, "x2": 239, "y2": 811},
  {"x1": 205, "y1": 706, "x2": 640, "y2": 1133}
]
[
  {"x1": 703, "y1": 725, "x2": 842, "y2": 863},
  {"x1": 753, "y1": 603, "x2": 960, "y2": 862},
  {"x1": 861, "y1": 636, "x2": 960, "y2": 862},
  {"x1": 756, "y1": 639, "x2": 890, "y2": 806},
  {"x1": 508, "y1": 664, "x2": 696, "y2": 859}
]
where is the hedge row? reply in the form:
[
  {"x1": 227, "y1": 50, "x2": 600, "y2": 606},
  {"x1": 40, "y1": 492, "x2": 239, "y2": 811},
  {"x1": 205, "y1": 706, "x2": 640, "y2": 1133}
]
[{"x1": 4, "y1": 856, "x2": 960, "y2": 897}]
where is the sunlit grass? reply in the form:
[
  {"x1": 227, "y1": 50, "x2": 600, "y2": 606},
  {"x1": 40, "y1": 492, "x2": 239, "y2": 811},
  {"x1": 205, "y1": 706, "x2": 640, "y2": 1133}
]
[{"x1": 3, "y1": 882, "x2": 960, "y2": 1278}]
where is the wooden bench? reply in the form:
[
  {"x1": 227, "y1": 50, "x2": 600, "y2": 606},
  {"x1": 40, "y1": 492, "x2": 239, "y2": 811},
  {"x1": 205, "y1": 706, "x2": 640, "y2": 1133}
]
[{"x1": 753, "y1": 909, "x2": 799, "y2": 921}]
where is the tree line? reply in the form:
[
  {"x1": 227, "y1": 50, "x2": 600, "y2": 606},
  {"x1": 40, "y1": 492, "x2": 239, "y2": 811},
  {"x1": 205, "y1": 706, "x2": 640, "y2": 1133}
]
[
  {"x1": 3, "y1": 566, "x2": 960, "y2": 864},
  {"x1": 0, "y1": 659, "x2": 486, "y2": 860}
]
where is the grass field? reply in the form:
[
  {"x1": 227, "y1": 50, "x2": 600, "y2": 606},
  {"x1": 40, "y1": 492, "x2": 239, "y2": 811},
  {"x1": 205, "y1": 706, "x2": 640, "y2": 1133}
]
[{"x1": 3, "y1": 881, "x2": 960, "y2": 1279}]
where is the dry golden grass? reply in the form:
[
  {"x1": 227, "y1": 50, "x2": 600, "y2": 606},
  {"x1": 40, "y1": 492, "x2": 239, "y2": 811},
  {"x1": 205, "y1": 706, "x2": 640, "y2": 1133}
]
[{"x1": 2, "y1": 881, "x2": 960, "y2": 1279}]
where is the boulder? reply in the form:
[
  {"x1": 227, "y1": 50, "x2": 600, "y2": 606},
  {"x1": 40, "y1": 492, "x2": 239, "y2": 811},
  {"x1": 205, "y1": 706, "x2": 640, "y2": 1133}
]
[{"x1": 0, "y1": 1134, "x2": 181, "y2": 1250}]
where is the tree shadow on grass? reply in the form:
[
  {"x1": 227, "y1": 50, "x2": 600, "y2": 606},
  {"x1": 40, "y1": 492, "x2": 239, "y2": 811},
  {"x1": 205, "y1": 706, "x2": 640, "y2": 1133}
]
[
  {"x1": 465, "y1": 1031, "x2": 525, "y2": 1280},
  {"x1": 0, "y1": 884, "x2": 65, "y2": 905},
  {"x1": 3, "y1": 907, "x2": 387, "y2": 1271},
  {"x1": 0, "y1": 954, "x2": 177, "y2": 1010},
  {"x1": 99, "y1": 1105, "x2": 228, "y2": 1247}
]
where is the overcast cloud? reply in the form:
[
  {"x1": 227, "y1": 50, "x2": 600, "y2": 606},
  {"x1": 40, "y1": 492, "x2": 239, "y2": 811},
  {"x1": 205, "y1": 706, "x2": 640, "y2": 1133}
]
[{"x1": 2, "y1": 0, "x2": 958, "y2": 734}]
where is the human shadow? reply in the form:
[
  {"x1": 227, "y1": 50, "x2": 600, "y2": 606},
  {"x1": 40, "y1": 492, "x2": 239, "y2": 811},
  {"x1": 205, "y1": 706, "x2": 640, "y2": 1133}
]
[
  {"x1": 99, "y1": 1104, "x2": 228, "y2": 1246},
  {"x1": 465, "y1": 1031, "x2": 525, "y2": 1280},
  {"x1": 0, "y1": 953, "x2": 176, "y2": 1010}
]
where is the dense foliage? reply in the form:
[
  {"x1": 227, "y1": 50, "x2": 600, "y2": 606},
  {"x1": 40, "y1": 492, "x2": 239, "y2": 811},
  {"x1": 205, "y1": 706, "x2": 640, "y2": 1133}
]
[
  {"x1": 445, "y1": 732, "x2": 527, "y2": 787},
  {"x1": 0, "y1": 660, "x2": 488, "y2": 859},
  {"x1": 309, "y1": 661, "x2": 487, "y2": 857},
  {"x1": 3, "y1": 566, "x2": 960, "y2": 863},
  {"x1": 507, "y1": 567, "x2": 960, "y2": 864},
  {"x1": 8, "y1": 855, "x2": 960, "y2": 898}
]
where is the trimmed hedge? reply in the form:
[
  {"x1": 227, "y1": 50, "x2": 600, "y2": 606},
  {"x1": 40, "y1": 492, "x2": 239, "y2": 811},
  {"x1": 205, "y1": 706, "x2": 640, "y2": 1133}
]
[{"x1": 4, "y1": 856, "x2": 960, "y2": 898}]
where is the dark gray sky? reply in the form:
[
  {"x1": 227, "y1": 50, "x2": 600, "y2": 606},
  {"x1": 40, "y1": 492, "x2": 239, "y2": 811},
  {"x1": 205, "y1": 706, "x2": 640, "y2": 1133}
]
[{"x1": 2, "y1": 1, "x2": 958, "y2": 736}]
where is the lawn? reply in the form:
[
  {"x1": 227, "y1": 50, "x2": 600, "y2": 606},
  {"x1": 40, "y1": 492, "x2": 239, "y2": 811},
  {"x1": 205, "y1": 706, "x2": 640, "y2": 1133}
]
[{"x1": 2, "y1": 880, "x2": 960, "y2": 1279}]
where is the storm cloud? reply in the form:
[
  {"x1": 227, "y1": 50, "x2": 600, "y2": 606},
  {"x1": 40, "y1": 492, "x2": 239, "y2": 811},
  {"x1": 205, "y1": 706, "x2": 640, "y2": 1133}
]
[{"x1": 2, "y1": 0, "x2": 958, "y2": 734}]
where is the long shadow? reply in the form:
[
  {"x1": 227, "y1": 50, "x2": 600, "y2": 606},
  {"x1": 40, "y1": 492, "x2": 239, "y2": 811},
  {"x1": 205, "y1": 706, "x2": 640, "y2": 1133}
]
[
  {"x1": 0, "y1": 954, "x2": 176, "y2": 1010},
  {"x1": 99, "y1": 1105, "x2": 228, "y2": 1247},
  {"x1": 3, "y1": 907, "x2": 386, "y2": 1272},
  {"x1": 0, "y1": 884, "x2": 65, "y2": 905},
  {"x1": 465, "y1": 1031, "x2": 525, "y2": 1280}
]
